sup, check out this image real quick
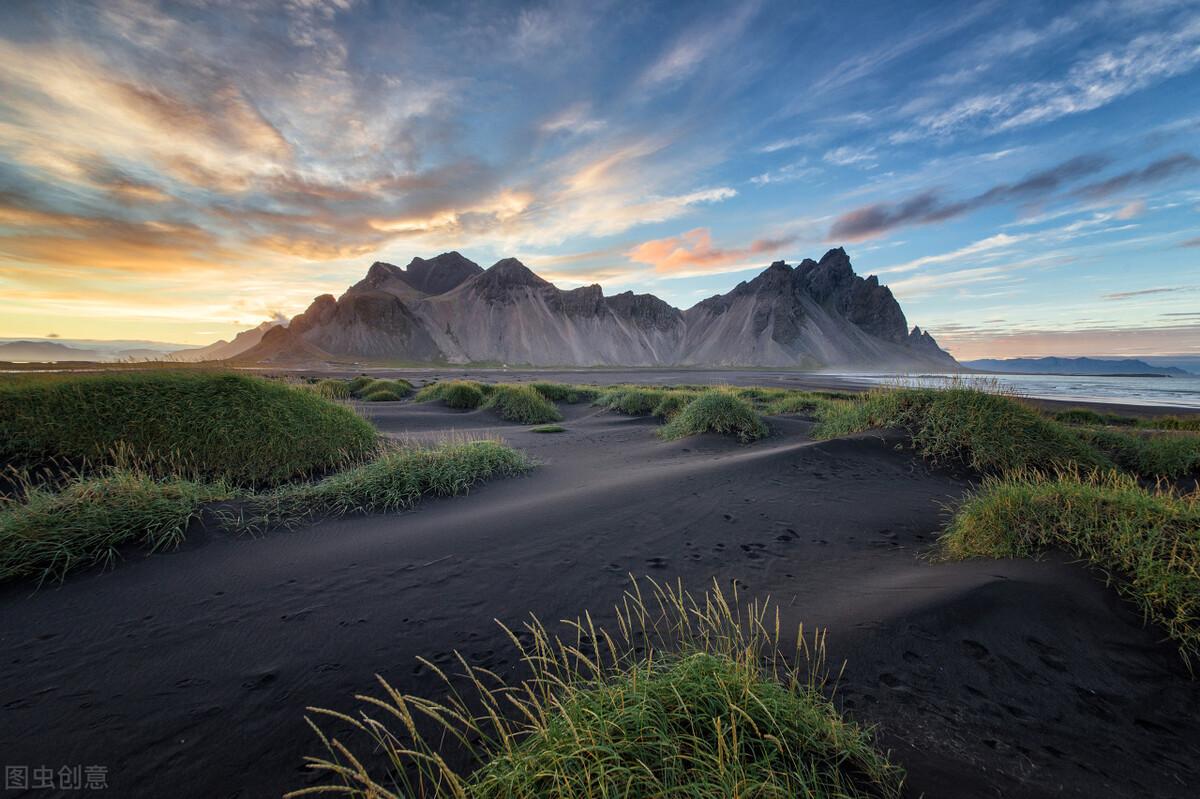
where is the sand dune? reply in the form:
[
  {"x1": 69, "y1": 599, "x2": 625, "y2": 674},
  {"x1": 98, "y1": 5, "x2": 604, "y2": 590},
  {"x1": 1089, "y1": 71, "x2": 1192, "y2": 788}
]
[{"x1": 1, "y1": 399, "x2": 1197, "y2": 797}]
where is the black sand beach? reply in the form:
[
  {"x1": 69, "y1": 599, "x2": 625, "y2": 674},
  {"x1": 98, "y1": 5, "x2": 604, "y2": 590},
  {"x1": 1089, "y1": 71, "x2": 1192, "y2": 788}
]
[{"x1": 1, "y1": 384, "x2": 1198, "y2": 797}]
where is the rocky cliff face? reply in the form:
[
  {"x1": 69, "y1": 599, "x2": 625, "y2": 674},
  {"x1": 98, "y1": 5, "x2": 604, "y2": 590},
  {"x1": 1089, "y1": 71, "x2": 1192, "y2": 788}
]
[{"x1": 237, "y1": 248, "x2": 956, "y2": 368}]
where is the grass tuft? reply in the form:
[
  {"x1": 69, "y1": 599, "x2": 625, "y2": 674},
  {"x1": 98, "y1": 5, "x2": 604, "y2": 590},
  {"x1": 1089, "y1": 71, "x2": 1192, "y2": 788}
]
[
  {"x1": 530, "y1": 424, "x2": 565, "y2": 433},
  {"x1": 245, "y1": 440, "x2": 531, "y2": 530},
  {"x1": 659, "y1": 391, "x2": 769, "y2": 442},
  {"x1": 414, "y1": 380, "x2": 486, "y2": 409},
  {"x1": 814, "y1": 387, "x2": 1106, "y2": 474},
  {"x1": 483, "y1": 384, "x2": 563, "y2": 425},
  {"x1": 0, "y1": 471, "x2": 225, "y2": 583},
  {"x1": 291, "y1": 578, "x2": 904, "y2": 799},
  {"x1": 530, "y1": 382, "x2": 600, "y2": 404},
  {"x1": 941, "y1": 470, "x2": 1200, "y2": 665}
]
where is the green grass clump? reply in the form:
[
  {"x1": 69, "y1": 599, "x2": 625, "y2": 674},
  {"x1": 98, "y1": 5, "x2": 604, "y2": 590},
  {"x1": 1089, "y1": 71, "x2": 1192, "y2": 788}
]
[
  {"x1": 814, "y1": 387, "x2": 1106, "y2": 474},
  {"x1": 941, "y1": 470, "x2": 1200, "y2": 664},
  {"x1": 660, "y1": 391, "x2": 769, "y2": 442},
  {"x1": 415, "y1": 380, "x2": 486, "y2": 409},
  {"x1": 1076, "y1": 428, "x2": 1200, "y2": 479},
  {"x1": 763, "y1": 392, "x2": 846, "y2": 417},
  {"x1": 248, "y1": 440, "x2": 531, "y2": 528},
  {"x1": 0, "y1": 371, "x2": 376, "y2": 486},
  {"x1": 530, "y1": 382, "x2": 599, "y2": 404},
  {"x1": 483, "y1": 384, "x2": 563, "y2": 424},
  {"x1": 293, "y1": 579, "x2": 904, "y2": 799},
  {"x1": 315, "y1": 379, "x2": 350, "y2": 400},
  {"x1": 1053, "y1": 408, "x2": 1135, "y2": 426},
  {"x1": 530, "y1": 424, "x2": 565, "y2": 433},
  {"x1": 360, "y1": 386, "x2": 405, "y2": 402},
  {"x1": 0, "y1": 471, "x2": 224, "y2": 583},
  {"x1": 596, "y1": 386, "x2": 668, "y2": 416},
  {"x1": 346, "y1": 375, "x2": 375, "y2": 394},
  {"x1": 350, "y1": 378, "x2": 413, "y2": 401},
  {"x1": 1143, "y1": 416, "x2": 1200, "y2": 432},
  {"x1": 650, "y1": 390, "x2": 701, "y2": 419}
]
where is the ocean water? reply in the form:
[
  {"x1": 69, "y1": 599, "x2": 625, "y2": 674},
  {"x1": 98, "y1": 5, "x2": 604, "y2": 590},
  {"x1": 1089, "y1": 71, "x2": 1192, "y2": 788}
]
[{"x1": 831, "y1": 372, "x2": 1200, "y2": 410}]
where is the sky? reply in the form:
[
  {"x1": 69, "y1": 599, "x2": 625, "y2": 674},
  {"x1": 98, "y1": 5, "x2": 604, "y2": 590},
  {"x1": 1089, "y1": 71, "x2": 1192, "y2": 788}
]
[{"x1": 1, "y1": 0, "x2": 1198, "y2": 359}]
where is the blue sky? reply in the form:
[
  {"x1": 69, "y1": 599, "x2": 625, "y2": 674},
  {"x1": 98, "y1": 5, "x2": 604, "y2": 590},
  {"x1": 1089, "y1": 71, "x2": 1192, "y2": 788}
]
[{"x1": 0, "y1": 0, "x2": 1198, "y2": 357}]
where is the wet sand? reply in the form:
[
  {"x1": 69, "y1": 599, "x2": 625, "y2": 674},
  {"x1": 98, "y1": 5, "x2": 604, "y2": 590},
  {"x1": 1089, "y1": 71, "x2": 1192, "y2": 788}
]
[{"x1": 1, "y1": 397, "x2": 1198, "y2": 797}]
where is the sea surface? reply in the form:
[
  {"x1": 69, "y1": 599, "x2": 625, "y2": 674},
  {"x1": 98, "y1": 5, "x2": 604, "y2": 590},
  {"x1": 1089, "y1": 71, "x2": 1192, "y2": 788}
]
[{"x1": 833, "y1": 371, "x2": 1200, "y2": 410}]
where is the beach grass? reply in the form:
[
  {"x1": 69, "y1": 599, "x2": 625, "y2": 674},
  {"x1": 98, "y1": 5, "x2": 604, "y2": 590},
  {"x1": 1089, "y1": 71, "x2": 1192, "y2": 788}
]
[
  {"x1": 291, "y1": 578, "x2": 904, "y2": 799},
  {"x1": 0, "y1": 470, "x2": 226, "y2": 583},
  {"x1": 0, "y1": 440, "x2": 532, "y2": 582},
  {"x1": 482, "y1": 384, "x2": 563, "y2": 424},
  {"x1": 244, "y1": 440, "x2": 531, "y2": 531},
  {"x1": 414, "y1": 380, "x2": 486, "y2": 409},
  {"x1": 941, "y1": 470, "x2": 1200, "y2": 664},
  {"x1": 529, "y1": 382, "x2": 600, "y2": 404},
  {"x1": 530, "y1": 424, "x2": 566, "y2": 433},
  {"x1": 659, "y1": 390, "x2": 769, "y2": 442},
  {"x1": 813, "y1": 387, "x2": 1108, "y2": 474},
  {"x1": 0, "y1": 371, "x2": 377, "y2": 487}
]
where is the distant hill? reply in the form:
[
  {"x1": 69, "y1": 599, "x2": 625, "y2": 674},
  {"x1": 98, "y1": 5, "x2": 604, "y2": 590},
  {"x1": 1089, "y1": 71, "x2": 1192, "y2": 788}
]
[
  {"x1": 0, "y1": 339, "x2": 190, "y2": 363},
  {"x1": 964, "y1": 356, "x2": 1193, "y2": 376},
  {"x1": 233, "y1": 248, "x2": 957, "y2": 369}
]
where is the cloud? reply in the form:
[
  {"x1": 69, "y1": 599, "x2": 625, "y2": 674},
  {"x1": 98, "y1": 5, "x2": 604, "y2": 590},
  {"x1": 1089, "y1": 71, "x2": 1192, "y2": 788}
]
[
  {"x1": 540, "y1": 102, "x2": 605, "y2": 136},
  {"x1": 626, "y1": 227, "x2": 797, "y2": 273},
  {"x1": 878, "y1": 233, "x2": 1031, "y2": 275},
  {"x1": 1114, "y1": 199, "x2": 1146, "y2": 219},
  {"x1": 756, "y1": 134, "x2": 822, "y2": 153},
  {"x1": 636, "y1": 2, "x2": 759, "y2": 91},
  {"x1": 750, "y1": 160, "x2": 818, "y2": 186},
  {"x1": 904, "y1": 14, "x2": 1200, "y2": 139},
  {"x1": 1073, "y1": 153, "x2": 1200, "y2": 199},
  {"x1": 823, "y1": 146, "x2": 877, "y2": 167},
  {"x1": 829, "y1": 154, "x2": 1111, "y2": 239},
  {"x1": 1179, "y1": 236, "x2": 1200, "y2": 248},
  {"x1": 1103, "y1": 285, "x2": 1199, "y2": 300}
]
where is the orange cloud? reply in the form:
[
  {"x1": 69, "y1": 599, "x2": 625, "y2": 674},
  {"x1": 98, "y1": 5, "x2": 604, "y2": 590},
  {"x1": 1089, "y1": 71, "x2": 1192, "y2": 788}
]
[{"x1": 627, "y1": 228, "x2": 797, "y2": 273}]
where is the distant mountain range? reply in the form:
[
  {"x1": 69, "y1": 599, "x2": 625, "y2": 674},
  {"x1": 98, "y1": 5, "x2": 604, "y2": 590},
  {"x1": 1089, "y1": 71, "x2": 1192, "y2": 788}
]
[
  {"x1": 0, "y1": 339, "x2": 187, "y2": 363},
  {"x1": 229, "y1": 248, "x2": 956, "y2": 369},
  {"x1": 964, "y1": 357, "x2": 1195, "y2": 376}
]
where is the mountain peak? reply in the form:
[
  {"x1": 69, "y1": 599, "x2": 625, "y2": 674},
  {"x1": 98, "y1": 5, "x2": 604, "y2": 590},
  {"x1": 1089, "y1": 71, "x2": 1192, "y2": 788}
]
[{"x1": 483, "y1": 257, "x2": 548, "y2": 287}]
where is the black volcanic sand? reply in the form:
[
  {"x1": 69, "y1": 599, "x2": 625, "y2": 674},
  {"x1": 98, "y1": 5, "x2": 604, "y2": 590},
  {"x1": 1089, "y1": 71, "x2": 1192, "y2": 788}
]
[{"x1": 2, "y1": 400, "x2": 1199, "y2": 798}]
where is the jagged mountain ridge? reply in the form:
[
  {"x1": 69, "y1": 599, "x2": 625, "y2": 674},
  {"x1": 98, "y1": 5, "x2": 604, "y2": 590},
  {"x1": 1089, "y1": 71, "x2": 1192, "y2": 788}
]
[{"x1": 239, "y1": 249, "x2": 956, "y2": 368}]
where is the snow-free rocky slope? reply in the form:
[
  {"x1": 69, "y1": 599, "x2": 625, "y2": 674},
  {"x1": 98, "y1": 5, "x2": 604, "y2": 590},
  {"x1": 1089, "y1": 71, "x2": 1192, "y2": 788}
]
[{"x1": 238, "y1": 248, "x2": 956, "y2": 368}]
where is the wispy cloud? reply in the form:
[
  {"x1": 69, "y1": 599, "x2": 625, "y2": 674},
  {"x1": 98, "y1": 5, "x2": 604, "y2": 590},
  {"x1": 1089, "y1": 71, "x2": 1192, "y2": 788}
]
[
  {"x1": 1073, "y1": 153, "x2": 1200, "y2": 199},
  {"x1": 1103, "y1": 285, "x2": 1199, "y2": 300},
  {"x1": 898, "y1": 13, "x2": 1200, "y2": 140},
  {"x1": 830, "y1": 154, "x2": 1110, "y2": 240},
  {"x1": 627, "y1": 227, "x2": 796, "y2": 273},
  {"x1": 823, "y1": 146, "x2": 877, "y2": 167}
]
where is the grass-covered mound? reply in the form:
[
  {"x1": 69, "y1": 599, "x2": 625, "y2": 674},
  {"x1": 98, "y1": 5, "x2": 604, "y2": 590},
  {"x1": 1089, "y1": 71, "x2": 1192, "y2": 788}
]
[
  {"x1": 246, "y1": 440, "x2": 531, "y2": 530},
  {"x1": 293, "y1": 579, "x2": 904, "y2": 798},
  {"x1": 595, "y1": 385, "x2": 702, "y2": 418},
  {"x1": 0, "y1": 371, "x2": 376, "y2": 486},
  {"x1": 0, "y1": 472, "x2": 224, "y2": 583},
  {"x1": 414, "y1": 380, "x2": 487, "y2": 409},
  {"x1": 941, "y1": 471, "x2": 1200, "y2": 664},
  {"x1": 660, "y1": 391, "x2": 769, "y2": 442},
  {"x1": 814, "y1": 387, "x2": 1107, "y2": 474},
  {"x1": 483, "y1": 384, "x2": 563, "y2": 424},
  {"x1": 530, "y1": 424, "x2": 565, "y2": 433},
  {"x1": 529, "y1": 382, "x2": 599, "y2": 404}
]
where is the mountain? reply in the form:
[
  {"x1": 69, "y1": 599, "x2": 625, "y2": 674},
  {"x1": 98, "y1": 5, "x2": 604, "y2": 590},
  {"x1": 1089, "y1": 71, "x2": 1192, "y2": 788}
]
[
  {"x1": 173, "y1": 321, "x2": 283, "y2": 362},
  {"x1": 237, "y1": 248, "x2": 956, "y2": 369},
  {"x1": 0, "y1": 340, "x2": 103, "y2": 362},
  {"x1": 964, "y1": 357, "x2": 1192, "y2": 376}
]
